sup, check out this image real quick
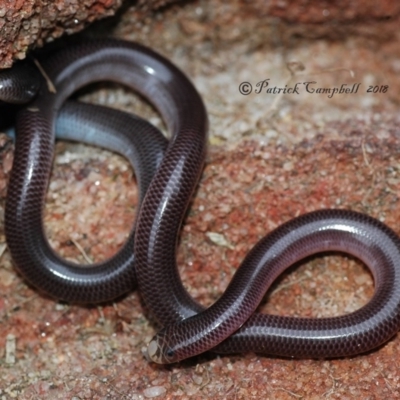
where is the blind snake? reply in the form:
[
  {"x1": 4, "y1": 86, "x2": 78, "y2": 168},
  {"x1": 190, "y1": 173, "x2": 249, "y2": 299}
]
[
  {"x1": 1, "y1": 39, "x2": 400, "y2": 364},
  {"x1": 1, "y1": 61, "x2": 168, "y2": 302}
]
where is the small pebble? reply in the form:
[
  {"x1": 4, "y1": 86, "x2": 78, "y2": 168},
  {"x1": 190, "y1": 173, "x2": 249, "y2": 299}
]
[{"x1": 143, "y1": 386, "x2": 167, "y2": 398}]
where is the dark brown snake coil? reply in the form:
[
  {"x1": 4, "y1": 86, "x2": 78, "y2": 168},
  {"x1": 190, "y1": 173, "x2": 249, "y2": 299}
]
[{"x1": 2, "y1": 39, "x2": 400, "y2": 364}]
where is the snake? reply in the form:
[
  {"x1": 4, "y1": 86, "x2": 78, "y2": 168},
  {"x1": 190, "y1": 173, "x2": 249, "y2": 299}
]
[
  {"x1": 1, "y1": 59, "x2": 168, "y2": 302},
  {"x1": 1, "y1": 39, "x2": 400, "y2": 364}
]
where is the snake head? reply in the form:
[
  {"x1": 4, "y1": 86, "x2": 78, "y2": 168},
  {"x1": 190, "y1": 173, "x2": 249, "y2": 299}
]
[{"x1": 147, "y1": 330, "x2": 177, "y2": 364}]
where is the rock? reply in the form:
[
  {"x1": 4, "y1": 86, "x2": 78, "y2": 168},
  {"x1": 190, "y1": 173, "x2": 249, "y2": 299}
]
[{"x1": 0, "y1": 0, "x2": 178, "y2": 68}]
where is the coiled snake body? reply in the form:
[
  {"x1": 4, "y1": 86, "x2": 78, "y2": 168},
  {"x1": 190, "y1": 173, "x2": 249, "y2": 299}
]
[{"x1": 1, "y1": 39, "x2": 400, "y2": 364}]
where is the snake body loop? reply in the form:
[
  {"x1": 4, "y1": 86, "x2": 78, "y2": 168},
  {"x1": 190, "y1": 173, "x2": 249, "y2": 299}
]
[
  {"x1": 3, "y1": 43, "x2": 170, "y2": 302},
  {"x1": 2, "y1": 40, "x2": 400, "y2": 363},
  {"x1": 0, "y1": 62, "x2": 41, "y2": 104}
]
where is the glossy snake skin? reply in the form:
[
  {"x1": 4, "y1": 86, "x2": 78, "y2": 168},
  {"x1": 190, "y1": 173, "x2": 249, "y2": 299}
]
[{"x1": 2, "y1": 40, "x2": 400, "y2": 364}]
